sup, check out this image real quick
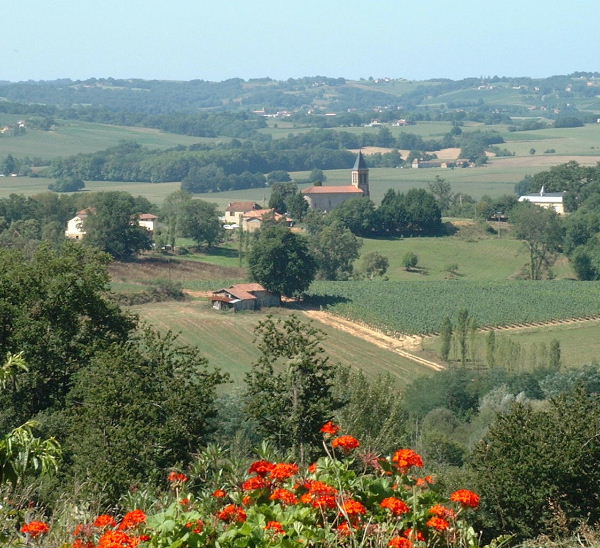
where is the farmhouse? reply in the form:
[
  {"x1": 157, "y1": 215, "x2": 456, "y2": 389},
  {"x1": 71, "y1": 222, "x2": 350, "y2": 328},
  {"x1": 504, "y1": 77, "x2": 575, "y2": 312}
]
[
  {"x1": 224, "y1": 201, "x2": 263, "y2": 224},
  {"x1": 211, "y1": 283, "x2": 280, "y2": 311},
  {"x1": 65, "y1": 209, "x2": 159, "y2": 239},
  {"x1": 302, "y1": 151, "x2": 369, "y2": 211},
  {"x1": 518, "y1": 187, "x2": 565, "y2": 215}
]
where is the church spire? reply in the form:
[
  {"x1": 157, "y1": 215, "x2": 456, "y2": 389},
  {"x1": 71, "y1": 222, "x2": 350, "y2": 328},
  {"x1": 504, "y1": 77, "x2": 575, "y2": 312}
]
[{"x1": 351, "y1": 150, "x2": 369, "y2": 197}]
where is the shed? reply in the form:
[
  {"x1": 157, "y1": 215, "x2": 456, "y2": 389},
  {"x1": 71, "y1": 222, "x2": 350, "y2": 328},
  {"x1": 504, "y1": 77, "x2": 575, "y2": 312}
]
[{"x1": 211, "y1": 283, "x2": 280, "y2": 311}]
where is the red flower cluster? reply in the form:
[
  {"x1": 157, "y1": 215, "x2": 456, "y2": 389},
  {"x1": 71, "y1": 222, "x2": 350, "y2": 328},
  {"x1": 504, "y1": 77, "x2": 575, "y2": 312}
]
[
  {"x1": 450, "y1": 489, "x2": 480, "y2": 508},
  {"x1": 248, "y1": 460, "x2": 275, "y2": 477},
  {"x1": 117, "y1": 510, "x2": 146, "y2": 531},
  {"x1": 20, "y1": 521, "x2": 50, "y2": 538},
  {"x1": 98, "y1": 530, "x2": 141, "y2": 548},
  {"x1": 403, "y1": 528, "x2": 425, "y2": 542},
  {"x1": 389, "y1": 537, "x2": 413, "y2": 548},
  {"x1": 212, "y1": 489, "x2": 227, "y2": 498},
  {"x1": 320, "y1": 421, "x2": 340, "y2": 435},
  {"x1": 391, "y1": 449, "x2": 423, "y2": 471},
  {"x1": 426, "y1": 516, "x2": 450, "y2": 531},
  {"x1": 429, "y1": 504, "x2": 456, "y2": 520},
  {"x1": 269, "y1": 462, "x2": 299, "y2": 481},
  {"x1": 94, "y1": 515, "x2": 117, "y2": 528},
  {"x1": 299, "y1": 479, "x2": 338, "y2": 509},
  {"x1": 185, "y1": 520, "x2": 204, "y2": 534},
  {"x1": 270, "y1": 488, "x2": 298, "y2": 505},
  {"x1": 331, "y1": 435, "x2": 360, "y2": 451},
  {"x1": 380, "y1": 497, "x2": 410, "y2": 516},
  {"x1": 167, "y1": 471, "x2": 188, "y2": 483},
  {"x1": 342, "y1": 499, "x2": 366, "y2": 516},
  {"x1": 216, "y1": 504, "x2": 247, "y2": 523},
  {"x1": 265, "y1": 521, "x2": 285, "y2": 534},
  {"x1": 415, "y1": 475, "x2": 435, "y2": 487},
  {"x1": 241, "y1": 475, "x2": 267, "y2": 491}
]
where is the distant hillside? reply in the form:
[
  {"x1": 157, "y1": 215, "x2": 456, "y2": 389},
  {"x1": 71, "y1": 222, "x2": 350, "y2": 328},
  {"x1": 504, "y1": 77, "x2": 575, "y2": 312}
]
[{"x1": 0, "y1": 73, "x2": 598, "y2": 114}]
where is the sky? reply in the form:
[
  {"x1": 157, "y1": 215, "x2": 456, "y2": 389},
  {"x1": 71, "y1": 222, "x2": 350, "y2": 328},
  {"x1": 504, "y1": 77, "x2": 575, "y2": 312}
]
[{"x1": 1, "y1": 0, "x2": 598, "y2": 82}]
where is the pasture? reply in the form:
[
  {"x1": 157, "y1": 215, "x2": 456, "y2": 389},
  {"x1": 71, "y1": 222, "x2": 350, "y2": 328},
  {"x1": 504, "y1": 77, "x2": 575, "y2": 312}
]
[
  {"x1": 130, "y1": 302, "x2": 434, "y2": 386},
  {"x1": 307, "y1": 280, "x2": 599, "y2": 335},
  {"x1": 0, "y1": 119, "x2": 212, "y2": 160},
  {"x1": 359, "y1": 233, "x2": 575, "y2": 281}
]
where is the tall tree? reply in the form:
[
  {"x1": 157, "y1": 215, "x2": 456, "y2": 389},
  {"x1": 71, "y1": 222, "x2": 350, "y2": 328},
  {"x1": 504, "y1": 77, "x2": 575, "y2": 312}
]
[
  {"x1": 248, "y1": 224, "x2": 316, "y2": 297},
  {"x1": 84, "y1": 192, "x2": 152, "y2": 260},
  {"x1": 244, "y1": 315, "x2": 341, "y2": 462},
  {"x1": 309, "y1": 220, "x2": 362, "y2": 280},
  {"x1": 179, "y1": 199, "x2": 222, "y2": 248},
  {"x1": 511, "y1": 203, "x2": 563, "y2": 280}
]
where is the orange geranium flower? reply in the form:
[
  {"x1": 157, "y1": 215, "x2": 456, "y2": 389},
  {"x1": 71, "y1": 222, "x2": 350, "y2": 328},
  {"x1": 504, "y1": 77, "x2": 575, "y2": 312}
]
[
  {"x1": 320, "y1": 421, "x2": 340, "y2": 435},
  {"x1": 450, "y1": 489, "x2": 480, "y2": 508},
  {"x1": 73, "y1": 540, "x2": 95, "y2": 548},
  {"x1": 312, "y1": 494, "x2": 337, "y2": 509},
  {"x1": 403, "y1": 528, "x2": 425, "y2": 542},
  {"x1": 270, "y1": 488, "x2": 298, "y2": 505},
  {"x1": 212, "y1": 489, "x2": 227, "y2": 498},
  {"x1": 269, "y1": 462, "x2": 299, "y2": 481},
  {"x1": 242, "y1": 476, "x2": 267, "y2": 491},
  {"x1": 429, "y1": 504, "x2": 456, "y2": 519},
  {"x1": 416, "y1": 475, "x2": 435, "y2": 487},
  {"x1": 332, "y1": 435, "x2": 360, "y2": 451},
  {"x1": 217, "y1": 504, "x2": 247, "y2": 523},
  {"x1": 336, "y1": 521, "x2": 354, "y2": 536},
  {"x1": 20, "y1": 521, "x2": 50, "y2": 538},
  {"x1": 427, "y1": 516, "x2": 450, "y2": 531},
  {"x1": 117, "y1": 509, "x2": 146, "y2": 530},
  {"x1": 248, "y1": 460, "x2": 275, "y2": 477},
  {"x1": 342, "y1": 499, "x2": 367, "y2": 516},
  {"x1": 308, "y1": 462, "x2": 318, "y2": 474},
  {"x1": 185, "y1": 520, "x2": 204, "y2": 534},
  {"x1": 167, "y1": 471, "x2": 188, "y2": 483},
  {"x1": 98, "y1": 530, "x2": 139, "y2": 548},
  {"x1": 265, "y1": 521, "x2": 285, "y2": 534},
  {"x1": 392, "y1": 449, "x2": 423, "y2": 471},
  {"x1": 389, "y1": 537, "x2": 413, "y2": 548},
  {"x1": 94, "y1": 515, "x2": 117, "y2": 528},
  {"x1": 380, "y1": 497, "x2": 410, "y2": 516}
]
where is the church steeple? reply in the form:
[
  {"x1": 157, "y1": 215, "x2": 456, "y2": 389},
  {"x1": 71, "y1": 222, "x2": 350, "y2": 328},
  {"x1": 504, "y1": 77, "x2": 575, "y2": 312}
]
[{"x1": 351, "y1": 150, "x2": 369, "y2": 197}]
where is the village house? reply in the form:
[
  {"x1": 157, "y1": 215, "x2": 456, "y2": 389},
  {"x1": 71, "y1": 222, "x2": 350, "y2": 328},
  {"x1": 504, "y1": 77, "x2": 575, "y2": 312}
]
[
  {"x1": 302, "y1": 151, "x2": 369, "y2": 211},
  {"x1": 518, "y1": 187, "x2": 566, "y2": 215},
  {"x1": 211, "y1": 283, "x2": 280, "y2": 311},
  {"x1": 241, "y1": 208, "x2": 293, "y2": 233},
  {"x1": 65, "y1": 209, "x2": 158, "y2": 239},
  {"x1": 223, "y1": 201, "x2": 263, "y2": 225}
]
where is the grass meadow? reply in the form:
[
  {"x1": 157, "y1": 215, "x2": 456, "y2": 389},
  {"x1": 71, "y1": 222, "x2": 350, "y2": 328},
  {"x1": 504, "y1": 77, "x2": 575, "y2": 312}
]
[{"x1": 131, "y1": 302, "x2": 433, "y2": 386}]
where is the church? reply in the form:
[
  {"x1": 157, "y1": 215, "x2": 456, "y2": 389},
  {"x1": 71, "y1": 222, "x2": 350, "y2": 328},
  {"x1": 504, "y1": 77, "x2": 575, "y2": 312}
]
[{"x1": 302, "y1": 151, "x2": 370, "y2": 211}]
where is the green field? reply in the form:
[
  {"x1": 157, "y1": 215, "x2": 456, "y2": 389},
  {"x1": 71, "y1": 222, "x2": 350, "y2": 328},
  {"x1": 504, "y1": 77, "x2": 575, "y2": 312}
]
[
  {"x1": 359, "y1": 233, "x2": 575, "y2": 281},
  {"x1": 0, "y1": 119, "x2": 213, "y2": 160},
  {"x1": 131, "y1": 302, "x2": 433, "y2": 386},
  {"x1": 308, "y1": 280, "x2": 599, "y2": 335},
  {"x1": 422, "y1": 320, "x2": 600, "y2": 369},
  {"x1": 501, "y1": 124, "x2": 600, "y2": 156}
]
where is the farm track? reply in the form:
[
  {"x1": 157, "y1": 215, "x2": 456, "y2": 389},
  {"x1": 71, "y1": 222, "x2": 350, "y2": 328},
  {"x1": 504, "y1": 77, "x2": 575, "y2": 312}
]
[{"x1": 300, "y1": 310, "x2": 445, "y2": 372}]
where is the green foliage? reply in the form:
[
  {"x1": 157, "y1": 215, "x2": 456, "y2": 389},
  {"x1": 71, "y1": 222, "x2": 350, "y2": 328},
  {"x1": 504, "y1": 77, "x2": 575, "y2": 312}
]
[
  {"x1": 244, "y1": 315, "x2": 342, "y2": 462},
  {"x1": 402, "y1": 251, "x2": 418, "y2": 271},
  {"x1": 440, "y1": 318, "x2": 453, "y2": 361},
  {"x1": 548, "y1": 339, "x2": 561, "y2": 369},
  {"x1": 48, "y1": 176, "x2": 85, "y2": 193},
  {"x1": 179, "y1": 199, "x2": 222, "y2": 248},
  {"x1": 470, "y1": 389, "x2": 600, "y2": 540},
  {"x1": 357, "y1": 251, "x2": 389, "y2": 280},
  {"x1": 0, "y1": 243, "x2": 135, "y2": 428},
  {"x1": 67, "y1": 329, "x2": 228, "y2": 503},
  {"x1": 330, "y1": 198, "x2": 377, "y2": 237},
  {"x1": 309, "y1": 221, "x2": 362, "y2": 280},
  {"x1": 84, "y1": 191, "x2": 153, "y2": 260},
  {"x1": 248, "y1": 225, "x2": 316, "y2": 297}
]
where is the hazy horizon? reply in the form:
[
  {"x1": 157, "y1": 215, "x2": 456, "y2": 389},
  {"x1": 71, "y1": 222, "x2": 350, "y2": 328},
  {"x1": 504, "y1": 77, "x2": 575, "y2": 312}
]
[{"x1": 1, "y1": 0, "x2": 598, "y2": 83}]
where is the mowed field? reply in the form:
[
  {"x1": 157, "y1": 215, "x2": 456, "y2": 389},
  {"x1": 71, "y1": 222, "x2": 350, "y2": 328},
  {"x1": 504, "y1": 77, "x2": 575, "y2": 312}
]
[
  {"x1": 422, "y1": 320, "x2": 600, "y2": 369},
  {"x1": 359, "y1": 233, "x2": 576, "y2": 281},
  {"x1": 0, "y1": 119, "x2": 214, "y2": 160},
  {"x1": 131, "y1": 302, "x2": 434, "y2": 386}
]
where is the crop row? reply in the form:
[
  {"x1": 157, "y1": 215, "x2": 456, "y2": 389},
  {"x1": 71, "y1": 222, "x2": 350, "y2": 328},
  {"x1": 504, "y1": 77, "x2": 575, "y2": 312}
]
[{"x1": 307, "y1": 280, "x2": 599, "y2": 335}]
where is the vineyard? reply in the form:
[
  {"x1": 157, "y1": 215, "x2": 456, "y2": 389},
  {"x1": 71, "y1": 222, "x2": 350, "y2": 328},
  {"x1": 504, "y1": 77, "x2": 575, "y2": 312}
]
[{"x1": 307, "y1": 280, "x2": 600, "y2": 335}]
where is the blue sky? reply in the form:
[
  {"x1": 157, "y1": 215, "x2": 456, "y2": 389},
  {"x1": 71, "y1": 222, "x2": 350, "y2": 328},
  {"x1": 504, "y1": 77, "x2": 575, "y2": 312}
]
[{"x1": 1, "y1": 0, "x2": 598, "y2": 82}]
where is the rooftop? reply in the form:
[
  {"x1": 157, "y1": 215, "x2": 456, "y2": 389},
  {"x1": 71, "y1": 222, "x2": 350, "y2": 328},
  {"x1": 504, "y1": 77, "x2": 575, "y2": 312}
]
[
  {"x1": 302, "y1": 185, "x2": 364, "y2": 195},
  {"x1": 353, "y1": 150, "x2": 368, "y2": 170},
  {"x1": 226, "y1": 201, "x2": 262, "y2": 213}
]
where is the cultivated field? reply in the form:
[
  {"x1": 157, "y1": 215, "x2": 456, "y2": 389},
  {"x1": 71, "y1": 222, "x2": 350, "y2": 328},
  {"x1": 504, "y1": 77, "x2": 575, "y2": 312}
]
[
  {"x1": 131, "y1": 302, "x2": 434, "y2": 386},
  {"x1": 0, "y1": 119, "x2": 212, "y2": 159},
  {"x1": 308, "y1": 280, "x2": 599, "y2": 335},
  {"x1": 421, "y1": 319, "x2": 600, "y2": 369}
]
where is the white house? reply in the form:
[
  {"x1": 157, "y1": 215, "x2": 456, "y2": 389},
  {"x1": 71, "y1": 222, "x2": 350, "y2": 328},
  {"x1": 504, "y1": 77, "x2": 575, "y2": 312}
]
[
  {"x1": 518, "y1": 187, "x2": 566, "y2": 215},
  {"x1": 138, "y1": 213, "x2": 158, "y2": 233},
  {"x1": 65, "y1": 209, "x2": 159, "y2": 239}
]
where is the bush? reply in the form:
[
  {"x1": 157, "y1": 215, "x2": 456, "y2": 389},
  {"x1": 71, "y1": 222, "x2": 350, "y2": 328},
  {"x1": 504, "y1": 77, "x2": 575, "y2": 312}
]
[{"x1": 48, "y1": 176, "x2": 85, "y2": 192}]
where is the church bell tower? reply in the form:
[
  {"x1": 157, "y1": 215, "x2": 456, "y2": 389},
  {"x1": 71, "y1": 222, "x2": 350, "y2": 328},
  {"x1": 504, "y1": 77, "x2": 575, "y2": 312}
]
[{"x1": 351, "y1": 150, "x2": 369, "y2": 197}]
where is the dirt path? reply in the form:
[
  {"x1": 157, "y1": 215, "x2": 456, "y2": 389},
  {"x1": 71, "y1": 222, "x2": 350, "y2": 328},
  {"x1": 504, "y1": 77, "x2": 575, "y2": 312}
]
[{"x1": 301, "y1": 310, "x2": 445, "y2": 371}]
